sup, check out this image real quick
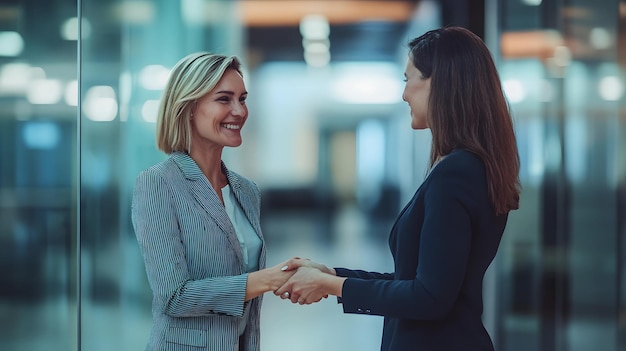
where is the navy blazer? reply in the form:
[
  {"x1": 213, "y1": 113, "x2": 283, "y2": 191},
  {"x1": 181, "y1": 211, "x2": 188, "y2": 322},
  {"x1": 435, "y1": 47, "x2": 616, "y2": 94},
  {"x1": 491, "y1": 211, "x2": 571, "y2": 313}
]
[
  {"x1": 336, "y1": 149, "x2": 507, "y2": 351},
  {"x1": 131, "y1": 152, "x2": 266, "y2": 351}
]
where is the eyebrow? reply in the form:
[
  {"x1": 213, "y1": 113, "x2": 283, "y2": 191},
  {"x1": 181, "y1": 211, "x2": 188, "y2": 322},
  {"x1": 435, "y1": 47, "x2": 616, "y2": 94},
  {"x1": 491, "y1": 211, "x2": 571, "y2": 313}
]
[{"x1": 215, "y1": 90, "x2": 248, "y2": 95}]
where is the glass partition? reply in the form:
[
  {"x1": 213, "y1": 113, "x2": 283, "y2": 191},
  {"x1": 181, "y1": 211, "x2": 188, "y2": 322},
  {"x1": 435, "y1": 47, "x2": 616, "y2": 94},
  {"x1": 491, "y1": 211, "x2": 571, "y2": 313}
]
[
  {"x1": 617, "y1": 1, "x2": 626, "y2": 349},
  {"x1": 496, "y1": 1, "x2": 624, "y2": 351},
  {"x1": 0, "y1": 0, "x2": 78, "y2": 350}
]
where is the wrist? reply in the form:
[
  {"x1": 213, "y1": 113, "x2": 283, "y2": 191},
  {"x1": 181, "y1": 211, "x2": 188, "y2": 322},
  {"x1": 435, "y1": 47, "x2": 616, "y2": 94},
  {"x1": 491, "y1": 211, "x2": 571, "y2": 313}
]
[
  {"x1": 323, "y1": 275, "x2": 346, "y2": 297},
  {"x1": 267, "y1": 269, "x2": 281, "y2": 292},
  {"x1": 317, "y1": 264, "x2": 335, "y2": 275}
]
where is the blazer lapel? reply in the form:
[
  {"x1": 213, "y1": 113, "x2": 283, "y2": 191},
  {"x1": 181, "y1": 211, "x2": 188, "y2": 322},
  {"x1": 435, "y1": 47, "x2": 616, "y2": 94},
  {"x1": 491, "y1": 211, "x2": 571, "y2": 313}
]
[{"x1": 171, "y1": 152, "x2": 245, "y2": 266}]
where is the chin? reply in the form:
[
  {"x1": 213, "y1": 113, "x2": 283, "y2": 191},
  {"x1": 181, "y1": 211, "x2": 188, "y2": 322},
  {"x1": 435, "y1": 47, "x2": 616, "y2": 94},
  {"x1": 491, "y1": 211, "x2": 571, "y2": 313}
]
[
  {"x1": 411, "y1": 122, "x2": 428, "y2": 130},
  {"x1": 228, "y1": 139, "x2": 243, "y2": 147},
  {"x1": 410, "y1": 115, "x2": 428, "y2": 130}
]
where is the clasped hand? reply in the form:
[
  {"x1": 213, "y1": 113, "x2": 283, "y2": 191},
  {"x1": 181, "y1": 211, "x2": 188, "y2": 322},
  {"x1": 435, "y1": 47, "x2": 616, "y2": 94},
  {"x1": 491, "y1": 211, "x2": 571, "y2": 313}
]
[{"x1": 274, "y1": 257, "x2": 345, "y2": 305}]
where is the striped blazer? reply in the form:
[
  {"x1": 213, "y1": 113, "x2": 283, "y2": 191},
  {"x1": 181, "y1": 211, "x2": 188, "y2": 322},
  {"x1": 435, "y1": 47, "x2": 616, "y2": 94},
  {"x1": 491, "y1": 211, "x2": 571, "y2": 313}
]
[{"x1": 131, "y1": 152, "x2": 266, "y2": 351}]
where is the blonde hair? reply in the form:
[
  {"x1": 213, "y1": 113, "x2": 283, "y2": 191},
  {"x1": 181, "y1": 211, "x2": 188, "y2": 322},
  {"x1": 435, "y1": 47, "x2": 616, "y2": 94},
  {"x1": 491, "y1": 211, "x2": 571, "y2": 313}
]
[{"x1": 156, "y1": 52, "x2": 243, "y2": 154}]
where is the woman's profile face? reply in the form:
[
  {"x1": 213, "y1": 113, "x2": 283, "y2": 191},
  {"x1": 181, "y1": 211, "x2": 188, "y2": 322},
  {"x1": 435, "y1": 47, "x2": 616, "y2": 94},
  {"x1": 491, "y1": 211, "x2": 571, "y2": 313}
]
[
  {"x1": 190, "y1": 69, "x2": 248, "y2": 150},
  {"x1": 402, "y1": 58, "x2": 431, "y2": 130}
]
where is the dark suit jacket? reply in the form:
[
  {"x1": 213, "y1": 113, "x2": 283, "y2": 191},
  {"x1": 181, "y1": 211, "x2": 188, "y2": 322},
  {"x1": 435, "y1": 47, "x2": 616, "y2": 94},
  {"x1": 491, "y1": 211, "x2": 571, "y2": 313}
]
[
  {"x1": 131, "y1": 152, "x2": 266, "y2": 351},
  {"x1": 336, "y1": 149, "x2": 507, "y2": 351}
]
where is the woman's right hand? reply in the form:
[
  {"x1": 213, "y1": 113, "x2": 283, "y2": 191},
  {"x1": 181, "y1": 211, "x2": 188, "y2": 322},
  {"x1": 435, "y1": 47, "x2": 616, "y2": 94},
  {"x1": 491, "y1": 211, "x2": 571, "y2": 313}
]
[
  {"x1": 267, "y1": 260, "x2": 298, "y2": 290},
  {"x1": 245, "y1": 260, "x2": 296, "y2": 301},
  {"x1": 280, "y1": 257, "x2": 336, "y2": 276}
]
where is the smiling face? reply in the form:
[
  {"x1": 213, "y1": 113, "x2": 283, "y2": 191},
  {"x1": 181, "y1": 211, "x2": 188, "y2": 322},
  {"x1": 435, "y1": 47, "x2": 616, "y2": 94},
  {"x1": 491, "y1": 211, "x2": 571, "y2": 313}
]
[
  {"x1": 402, "y1": 57, "x2": 431, "y2": 130},
  {"x1": 190, "y1": 68, "x2": 248, "y2": 151}
]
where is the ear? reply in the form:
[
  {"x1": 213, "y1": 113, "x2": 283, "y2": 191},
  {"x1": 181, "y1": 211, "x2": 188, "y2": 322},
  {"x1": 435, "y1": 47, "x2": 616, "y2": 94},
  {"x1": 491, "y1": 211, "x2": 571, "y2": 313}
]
[{"x1": 190, "y1": 103, "x2": 196, "y2": 118}]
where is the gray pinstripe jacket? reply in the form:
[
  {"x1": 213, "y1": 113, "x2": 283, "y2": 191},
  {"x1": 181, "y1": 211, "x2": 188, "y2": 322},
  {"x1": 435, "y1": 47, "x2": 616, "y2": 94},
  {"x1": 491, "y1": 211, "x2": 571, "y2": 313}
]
[{"x1": 131, "y1": 152, "x2": 266, "y2": 351}]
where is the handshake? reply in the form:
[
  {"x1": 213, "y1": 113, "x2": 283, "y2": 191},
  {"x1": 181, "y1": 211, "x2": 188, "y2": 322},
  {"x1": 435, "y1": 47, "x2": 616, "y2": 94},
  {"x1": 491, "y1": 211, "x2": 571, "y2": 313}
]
[{"x1": 270, "y1": 257, "x2": 347, "y2": 305}]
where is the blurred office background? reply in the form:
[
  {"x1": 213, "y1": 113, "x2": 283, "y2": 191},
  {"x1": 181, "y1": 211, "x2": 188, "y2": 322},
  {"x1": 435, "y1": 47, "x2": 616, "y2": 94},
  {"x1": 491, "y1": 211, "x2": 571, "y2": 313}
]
[{"x1": 0, "y1": 0, "x2": 624, "y2": 350}]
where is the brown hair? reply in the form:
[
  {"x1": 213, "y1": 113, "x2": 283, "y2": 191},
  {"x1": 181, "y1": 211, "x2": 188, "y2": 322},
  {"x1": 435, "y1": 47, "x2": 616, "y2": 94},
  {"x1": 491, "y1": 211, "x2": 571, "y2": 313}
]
[
  {"x1": 156, "y1": 52, "x2": 242, "y2": 154},
  {"x1": 408, "y1": 27, "x2": 520, "y2": 215}
]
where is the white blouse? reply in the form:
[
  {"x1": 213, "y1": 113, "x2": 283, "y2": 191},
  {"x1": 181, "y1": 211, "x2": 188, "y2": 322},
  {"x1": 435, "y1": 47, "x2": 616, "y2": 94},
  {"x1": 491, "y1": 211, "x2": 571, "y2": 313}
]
[{"x1": 221, "y1": 184, "x2": 262, "y2": 272}]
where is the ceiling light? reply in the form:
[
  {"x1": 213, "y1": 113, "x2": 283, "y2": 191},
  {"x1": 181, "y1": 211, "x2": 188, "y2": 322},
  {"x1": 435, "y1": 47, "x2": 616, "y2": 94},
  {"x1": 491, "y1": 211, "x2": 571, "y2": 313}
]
[{"x1": 0, "y1": 31, "x2": 24, "y2": 56}]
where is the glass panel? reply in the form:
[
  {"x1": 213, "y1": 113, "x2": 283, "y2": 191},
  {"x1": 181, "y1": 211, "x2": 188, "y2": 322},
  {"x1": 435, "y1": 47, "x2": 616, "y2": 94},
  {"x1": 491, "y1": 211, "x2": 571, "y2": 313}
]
[
  {"x1": 497, "y1": 58, "x2": 545, "y2": 351},
  {"x1": 619, "y1": 3, "x2": 626, "y2": 349},
  {"x1": 0, "y1": 0, "x2": 78, "y2": 350},
  {"x1": 497, "y1": 1, "x2": 623, "y2": 351},
  {"x1": 562, "y1": 1, "x2": 620, "y2": 350}
]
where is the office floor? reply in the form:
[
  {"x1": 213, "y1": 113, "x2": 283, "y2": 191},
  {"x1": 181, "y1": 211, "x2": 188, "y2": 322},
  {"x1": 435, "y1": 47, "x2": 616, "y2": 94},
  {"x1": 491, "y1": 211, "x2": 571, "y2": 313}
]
[{"x1": 260, "y1": 205, "x2": 393, "y2": 351}]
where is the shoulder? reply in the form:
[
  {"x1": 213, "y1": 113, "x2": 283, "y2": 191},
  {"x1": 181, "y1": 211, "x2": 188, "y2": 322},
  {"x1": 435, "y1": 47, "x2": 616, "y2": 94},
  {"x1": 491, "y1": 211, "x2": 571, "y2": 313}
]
[
  {"x1": 428, "y1": 149, "x2": 486, "y2": 187},
  {"x1": 435, "y1": 149, "x2": 484, "y2": 175},
  {"x1": 143, "y1": 157, "x2": 176, "y2": 173},
  {"x1": 135, "y1": 156, "x2": 180, "y2": 187},
  {"x1": 425, "y1": 149, "x2": 487, "y2": 199}
]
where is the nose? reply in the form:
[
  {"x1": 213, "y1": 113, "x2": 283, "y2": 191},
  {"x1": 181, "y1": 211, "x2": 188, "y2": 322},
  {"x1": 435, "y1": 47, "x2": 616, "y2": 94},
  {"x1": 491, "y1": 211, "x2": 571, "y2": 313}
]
[
  {"x1": 232, "y1": 101, "x2": 246, "y2": 117},
  {"x1": 402, "y1": 90, "x2": 407, "y2": 102}
]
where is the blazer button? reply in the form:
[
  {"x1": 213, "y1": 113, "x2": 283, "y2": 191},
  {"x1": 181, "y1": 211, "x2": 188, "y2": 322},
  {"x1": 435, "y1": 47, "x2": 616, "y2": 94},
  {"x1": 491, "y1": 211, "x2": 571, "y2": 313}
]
[
  {"x1": 357, "y1": 308, "x2": 363, "y2": 313},
  {"x1": 365, "y1": 309, "x2": 371, "y2": 313}
]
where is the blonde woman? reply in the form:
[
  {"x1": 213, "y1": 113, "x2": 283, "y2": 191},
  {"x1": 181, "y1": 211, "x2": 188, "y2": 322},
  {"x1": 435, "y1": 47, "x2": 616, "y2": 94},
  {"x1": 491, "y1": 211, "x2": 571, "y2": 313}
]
[{"x1": 132, "y1": 52, "x2": 292, "y2": 351}]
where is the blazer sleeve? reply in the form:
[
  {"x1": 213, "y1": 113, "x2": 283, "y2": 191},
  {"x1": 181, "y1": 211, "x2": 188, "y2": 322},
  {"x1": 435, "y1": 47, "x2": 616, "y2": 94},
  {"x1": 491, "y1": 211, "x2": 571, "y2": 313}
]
[
  {"x1": 340, "y1": 159, "x2": 476, "y2": 320},
  {"x1": 131, "y1": 169, "x2": 249, "y2": 318},
  {"x1": 335, "y1": 268, "x2": 394, "y2": 280}
]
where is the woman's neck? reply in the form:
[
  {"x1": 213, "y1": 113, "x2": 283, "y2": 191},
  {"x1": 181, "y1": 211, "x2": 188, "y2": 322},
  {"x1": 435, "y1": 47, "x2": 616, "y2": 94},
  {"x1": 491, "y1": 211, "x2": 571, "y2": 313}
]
[{"x1": 189, "y1": 147, "x2": 228, "y2": 193}]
